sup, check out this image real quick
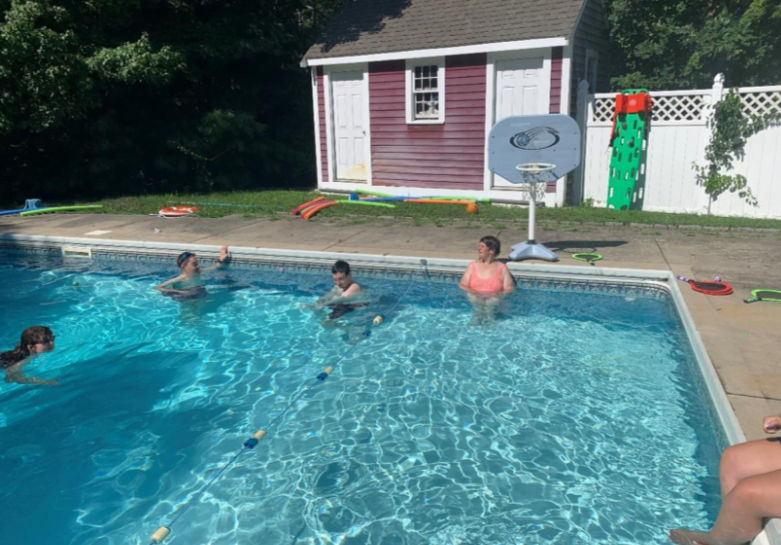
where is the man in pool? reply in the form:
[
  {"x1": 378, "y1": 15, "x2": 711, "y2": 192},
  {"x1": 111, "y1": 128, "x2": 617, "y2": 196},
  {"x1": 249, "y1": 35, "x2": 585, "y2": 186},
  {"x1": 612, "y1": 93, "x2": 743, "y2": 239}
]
[
  {"x1": 310, "y1": 260, "x2": 369, "y2": 320},
  {"x1": 155, "y1": 245, "x2": 230, "y2": 300}
]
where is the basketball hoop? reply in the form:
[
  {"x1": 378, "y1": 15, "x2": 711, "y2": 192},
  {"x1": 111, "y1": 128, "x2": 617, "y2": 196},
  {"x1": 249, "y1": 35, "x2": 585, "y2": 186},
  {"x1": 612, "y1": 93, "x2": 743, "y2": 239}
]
[
  {"x1": 508, "y1": 162, "x2": 559, "y2": 261},
  {"x1": 516, "y1": 162, "x2": 556, "y2": 198},
  {"x1": 488, "y1": 114, "x2": 581, "y2": 262}
]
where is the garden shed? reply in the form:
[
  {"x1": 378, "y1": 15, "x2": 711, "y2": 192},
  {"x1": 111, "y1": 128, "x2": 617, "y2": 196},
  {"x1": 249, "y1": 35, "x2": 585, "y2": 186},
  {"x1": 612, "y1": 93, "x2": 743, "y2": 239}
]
[{"x1": 302, "y1": 0, "x2": 608, "y2": 206}]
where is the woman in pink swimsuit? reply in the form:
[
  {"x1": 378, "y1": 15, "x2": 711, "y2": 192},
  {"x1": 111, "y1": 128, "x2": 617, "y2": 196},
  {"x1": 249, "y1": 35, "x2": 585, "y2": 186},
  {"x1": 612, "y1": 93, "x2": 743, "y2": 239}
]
[{"x1": 459, "y1": 236, "x2": 514, "y2": 323}]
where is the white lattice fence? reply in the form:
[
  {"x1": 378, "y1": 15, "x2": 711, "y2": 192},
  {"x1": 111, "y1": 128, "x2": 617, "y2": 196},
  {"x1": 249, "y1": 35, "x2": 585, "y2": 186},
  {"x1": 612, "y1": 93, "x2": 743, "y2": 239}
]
[
  {"x1": 588, "y1": 90, "x2": 711, "y2": 125},
  {"x1": 575, "y1": 77, "x2": 781, "y2": 219},
  {"x1": 739, "y1": 87, "x2": 781, "y2": 117}
]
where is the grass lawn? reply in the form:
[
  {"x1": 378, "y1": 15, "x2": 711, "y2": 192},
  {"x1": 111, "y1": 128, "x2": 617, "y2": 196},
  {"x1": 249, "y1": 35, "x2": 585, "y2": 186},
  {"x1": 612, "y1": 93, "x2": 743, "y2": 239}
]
[{"x1": 34, "y1": 189, "x2": 781, "y2": 230}]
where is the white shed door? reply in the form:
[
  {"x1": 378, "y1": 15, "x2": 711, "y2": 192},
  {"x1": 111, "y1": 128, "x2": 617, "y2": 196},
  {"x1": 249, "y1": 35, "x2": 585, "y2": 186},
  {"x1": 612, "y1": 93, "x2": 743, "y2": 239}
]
[
  {"x1": 493, "y1": 57, "x2": 547, "y2": 188},
  {"x1": 331, "y1": 71, "x2": 367, "y2": 182}
]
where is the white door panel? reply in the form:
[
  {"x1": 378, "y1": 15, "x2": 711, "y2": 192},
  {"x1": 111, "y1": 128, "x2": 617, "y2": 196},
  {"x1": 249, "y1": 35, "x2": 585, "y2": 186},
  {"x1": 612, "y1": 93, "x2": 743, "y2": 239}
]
[
  {"x1": 331, "y1": 71, "x2": 367, "y2": 182},
  {"x1": 493, "y1": 57, "x2": 546, "y2": 188}
]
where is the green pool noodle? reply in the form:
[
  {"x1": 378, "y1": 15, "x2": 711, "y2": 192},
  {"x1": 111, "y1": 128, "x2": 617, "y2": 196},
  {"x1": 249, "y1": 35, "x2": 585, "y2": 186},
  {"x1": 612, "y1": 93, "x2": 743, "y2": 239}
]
[{"x1": 20, "y1": 205, "x2": 103, "y2": 216}]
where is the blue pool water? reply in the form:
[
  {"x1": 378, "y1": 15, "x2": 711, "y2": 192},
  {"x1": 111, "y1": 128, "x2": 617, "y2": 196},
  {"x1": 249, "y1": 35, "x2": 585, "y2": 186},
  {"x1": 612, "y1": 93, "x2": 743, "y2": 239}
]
[{"x1": 0, "y1": 250, "x2": 723, "y2": 545}]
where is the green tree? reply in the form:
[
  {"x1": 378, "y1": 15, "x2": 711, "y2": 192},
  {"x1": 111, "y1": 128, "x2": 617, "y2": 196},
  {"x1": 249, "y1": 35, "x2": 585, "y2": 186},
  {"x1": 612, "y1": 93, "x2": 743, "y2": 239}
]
[
  {"x1": 606, "y1": 0, "x2": 781, "y2": 90},
  {"x1": 0, "y1": 0, "x2": 352, "y2": 203}
]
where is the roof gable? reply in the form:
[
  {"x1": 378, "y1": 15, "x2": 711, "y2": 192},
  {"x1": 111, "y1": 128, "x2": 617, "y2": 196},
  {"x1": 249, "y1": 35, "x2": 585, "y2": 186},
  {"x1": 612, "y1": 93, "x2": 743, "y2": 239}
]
[{"x1": 304, "y1": 0, "x2": 587, "y2": 62}]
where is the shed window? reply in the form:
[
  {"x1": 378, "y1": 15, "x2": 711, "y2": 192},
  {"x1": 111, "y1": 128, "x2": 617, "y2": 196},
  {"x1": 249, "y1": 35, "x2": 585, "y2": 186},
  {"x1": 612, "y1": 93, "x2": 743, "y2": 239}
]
[{"x1": 406, "y1": 60, "x2": 445, "y2": 124}]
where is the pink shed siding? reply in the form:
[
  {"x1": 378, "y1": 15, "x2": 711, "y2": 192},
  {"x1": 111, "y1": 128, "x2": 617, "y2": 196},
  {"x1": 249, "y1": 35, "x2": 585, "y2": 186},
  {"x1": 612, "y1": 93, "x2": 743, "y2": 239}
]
[
  {"x1": 317, "y1": 67, "x2": 328, "y2": 183},
  {"x1": 369, "y1": 54, "x2": 487, "y2": 190},
  {"x1": 549, "y1": 47, "x2": 563, "y2": 114}
]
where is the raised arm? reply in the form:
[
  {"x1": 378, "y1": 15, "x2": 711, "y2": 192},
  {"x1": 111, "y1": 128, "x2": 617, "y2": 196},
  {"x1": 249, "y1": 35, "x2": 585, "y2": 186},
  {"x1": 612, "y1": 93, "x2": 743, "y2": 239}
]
[{"x1": 203, "y1": 245, "x2": 231, "y2": 272}]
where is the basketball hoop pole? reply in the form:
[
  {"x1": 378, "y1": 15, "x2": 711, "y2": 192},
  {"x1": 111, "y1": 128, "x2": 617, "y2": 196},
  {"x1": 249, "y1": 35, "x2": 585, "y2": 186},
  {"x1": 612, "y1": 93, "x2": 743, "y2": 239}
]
[
  {"x1": 487, "y1": 114, "x2": 581, "y2": 261},
  {"x1": 509, "y1": 163, "x2": 559, "y2": 262}
]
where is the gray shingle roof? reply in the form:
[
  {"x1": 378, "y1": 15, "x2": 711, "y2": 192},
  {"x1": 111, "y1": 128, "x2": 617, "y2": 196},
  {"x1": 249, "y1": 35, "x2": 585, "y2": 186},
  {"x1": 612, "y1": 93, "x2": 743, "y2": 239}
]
[{"x1": 304, "y1": 0, "x2": 587, "y2": 62}]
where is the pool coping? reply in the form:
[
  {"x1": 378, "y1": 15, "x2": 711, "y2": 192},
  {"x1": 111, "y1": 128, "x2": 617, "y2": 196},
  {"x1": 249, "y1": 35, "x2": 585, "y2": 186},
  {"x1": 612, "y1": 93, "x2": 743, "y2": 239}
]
[{"x1": 2, "y1": 233, "x2": 776, "y2": 545}]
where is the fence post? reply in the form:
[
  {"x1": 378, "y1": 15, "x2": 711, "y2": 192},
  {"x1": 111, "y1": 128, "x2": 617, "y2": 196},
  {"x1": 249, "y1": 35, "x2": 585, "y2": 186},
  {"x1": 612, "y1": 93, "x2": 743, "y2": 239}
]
[{"x1": 571, "y1": 79, "x2": 591, "y2": 205}]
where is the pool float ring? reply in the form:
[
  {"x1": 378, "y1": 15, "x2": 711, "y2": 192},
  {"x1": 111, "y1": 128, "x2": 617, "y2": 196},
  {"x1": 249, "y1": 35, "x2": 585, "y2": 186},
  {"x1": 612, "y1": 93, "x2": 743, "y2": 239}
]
[{"x1": 159, "y1": 206, "x2": 198, "y2": 218}]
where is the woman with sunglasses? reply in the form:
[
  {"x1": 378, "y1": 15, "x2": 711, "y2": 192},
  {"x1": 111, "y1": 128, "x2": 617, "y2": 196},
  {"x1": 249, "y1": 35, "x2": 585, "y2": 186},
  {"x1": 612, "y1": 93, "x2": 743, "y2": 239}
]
[
  {"x1": 1, "y1": 326, "x2": 58, "y2": 385},
  {"x1": 155, "y1": 245, "x2": 230, "y2": 300}
]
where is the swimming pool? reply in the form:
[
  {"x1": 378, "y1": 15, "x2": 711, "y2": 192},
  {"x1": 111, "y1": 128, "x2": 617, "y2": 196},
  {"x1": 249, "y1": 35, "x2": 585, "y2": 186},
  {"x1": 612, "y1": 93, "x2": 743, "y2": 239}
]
[{"x1": 0, "y1": 247, "x2": 726, "y2": 545}]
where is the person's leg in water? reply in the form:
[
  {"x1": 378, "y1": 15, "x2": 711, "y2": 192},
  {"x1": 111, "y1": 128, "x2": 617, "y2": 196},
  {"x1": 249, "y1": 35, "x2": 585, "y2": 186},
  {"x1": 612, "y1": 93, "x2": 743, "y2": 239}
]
[{"x1": 670, "y1": 438, "x2": 781, "y2": 545}]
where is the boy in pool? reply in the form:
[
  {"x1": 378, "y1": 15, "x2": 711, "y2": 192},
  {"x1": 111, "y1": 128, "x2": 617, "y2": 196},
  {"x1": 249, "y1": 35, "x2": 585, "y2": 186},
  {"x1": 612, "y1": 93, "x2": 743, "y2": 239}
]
[
  {"x1": 310, "y1": 260, "x2": 370, "y2": 320},
  {"x1": 155, "y1": 245, "x2": 230, "y2": 300},
  {"x1": 1, "y1": 326, "x2": 58, "y2": 386}
]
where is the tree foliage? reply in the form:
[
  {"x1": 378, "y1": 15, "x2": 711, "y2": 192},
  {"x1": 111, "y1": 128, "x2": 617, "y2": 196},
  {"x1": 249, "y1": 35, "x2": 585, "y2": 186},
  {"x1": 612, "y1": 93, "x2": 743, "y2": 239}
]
[
  {"x1": 0, "y1": 0, "x2": 351, "y2": 203},
  {"x1": 606, "y1": 0, "x2": 781, "y2": 90}
]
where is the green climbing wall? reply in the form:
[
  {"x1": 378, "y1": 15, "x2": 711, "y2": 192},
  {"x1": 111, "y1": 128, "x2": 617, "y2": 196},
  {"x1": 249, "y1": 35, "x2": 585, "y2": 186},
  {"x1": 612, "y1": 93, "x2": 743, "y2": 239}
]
[{"x1": 608, "y1": 89, "x2": 650, "y2": 210}]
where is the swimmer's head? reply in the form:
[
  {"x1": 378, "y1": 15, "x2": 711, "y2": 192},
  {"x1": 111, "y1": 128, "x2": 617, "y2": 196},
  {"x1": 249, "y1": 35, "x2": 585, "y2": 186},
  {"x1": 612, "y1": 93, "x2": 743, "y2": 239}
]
[
  {"x1": 478, "y1": 236, "x2": 501, "y2": 258},
  {"x1": 332, "y1": 260, "x2": 353, "y2": 290},
  {"x1": 177, "y1": 252, "x2": 200, "y2": 274},
  {"x1": 1, "y1": 326, "x2": 54, "y2": 367},
  {"x1": 22, "y1": 326, "x2": 55, "y2": 355}
]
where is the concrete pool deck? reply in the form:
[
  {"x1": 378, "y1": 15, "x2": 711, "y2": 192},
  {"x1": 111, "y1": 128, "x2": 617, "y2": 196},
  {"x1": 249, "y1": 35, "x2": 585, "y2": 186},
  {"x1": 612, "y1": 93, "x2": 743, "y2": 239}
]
[{"x1": 1, "y1": 212, "x2": 780, "y2": 440}]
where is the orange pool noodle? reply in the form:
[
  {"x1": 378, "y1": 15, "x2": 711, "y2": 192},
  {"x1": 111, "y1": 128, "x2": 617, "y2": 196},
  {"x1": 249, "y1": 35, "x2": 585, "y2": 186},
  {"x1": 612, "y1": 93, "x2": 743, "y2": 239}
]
[
  {"x1": 291, "y1": 196, "x2": 324, "y2": 216},
  {"x1": 301, "y1": 200, "x2": 338, "y2": 220},
  {"x1": 404, "y1": 199, "x2": 479, "y2": 214}
]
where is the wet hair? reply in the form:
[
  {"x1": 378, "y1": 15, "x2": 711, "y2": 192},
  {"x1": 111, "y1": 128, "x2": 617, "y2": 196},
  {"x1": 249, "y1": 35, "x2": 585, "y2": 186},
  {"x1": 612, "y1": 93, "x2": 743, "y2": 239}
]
[
  {"x1": 332, "y1": 260, "x2": 351, "y2": 276},
  {"x1": 1, "y1": 326, "x2": 54, "y2": 368},
  {"x1": 480, "y1": 235, "x2": 501, "y2": 256},
  {"x1": 177, "y1": 252, "x2": 195, "y2": 269}
]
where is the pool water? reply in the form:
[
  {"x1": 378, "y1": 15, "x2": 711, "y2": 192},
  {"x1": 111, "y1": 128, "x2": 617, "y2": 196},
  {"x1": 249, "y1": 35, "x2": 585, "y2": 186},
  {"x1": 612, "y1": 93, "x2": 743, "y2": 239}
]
[{"x1": 0, "y1": 251, "x2": 723, "y2": 545}]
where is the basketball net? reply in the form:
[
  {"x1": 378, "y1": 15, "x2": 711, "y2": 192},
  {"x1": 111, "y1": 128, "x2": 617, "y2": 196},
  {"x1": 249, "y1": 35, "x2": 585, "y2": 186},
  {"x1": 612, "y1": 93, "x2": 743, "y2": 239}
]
[{"x1": 516, "y1": 163, "x2": 556, "y2": 200}]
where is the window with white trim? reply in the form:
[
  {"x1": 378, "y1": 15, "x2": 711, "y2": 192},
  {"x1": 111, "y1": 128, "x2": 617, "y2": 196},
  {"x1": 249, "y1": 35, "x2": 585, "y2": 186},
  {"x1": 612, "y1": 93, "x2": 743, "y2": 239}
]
[{"x1": 406, "y1": 60, "x2": 445, "y2": 123}]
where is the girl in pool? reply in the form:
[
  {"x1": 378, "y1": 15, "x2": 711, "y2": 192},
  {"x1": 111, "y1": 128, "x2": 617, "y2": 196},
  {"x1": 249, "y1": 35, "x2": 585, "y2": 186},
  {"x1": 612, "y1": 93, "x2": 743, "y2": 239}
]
[
  {"x1": 155, "y1": 245, "x2": 230, "y2": 300},
  {"x1": 1, "y1": 326, "x2": 58, "y2": 385},
  {"x1": 459, "y1": 236, "x2": 514, "y2": 323}
]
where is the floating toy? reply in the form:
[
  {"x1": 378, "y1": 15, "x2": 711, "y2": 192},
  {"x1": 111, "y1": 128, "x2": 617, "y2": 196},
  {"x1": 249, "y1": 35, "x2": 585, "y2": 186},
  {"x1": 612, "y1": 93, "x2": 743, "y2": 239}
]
[
  {"x1": 677, "y1": 275, "x2": 733, "y2": 296},
  {"x1": 158, "y1": 206, "x2": 198, "y2": 218},
  {"x1": 0, "y1": 198, "x2": 43, "y2": 217},
  {"x1": 572, "y1": 253, "x2": 603, "y2": 265},
  {"x1": 20, "y1": 205, "x2": 102, "y2": 216},
  {"x1": 744, "y1": 289, "x2": 781, "y2": 304},
  {"x1": 291, "y1": 196, "x2": 325, "y2": 216}
]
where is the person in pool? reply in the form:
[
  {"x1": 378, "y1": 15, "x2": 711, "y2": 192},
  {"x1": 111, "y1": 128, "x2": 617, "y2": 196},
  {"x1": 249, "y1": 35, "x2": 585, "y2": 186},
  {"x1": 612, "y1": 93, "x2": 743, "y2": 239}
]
[
  {"x1": 669, "y1": 413, "x2": 781, "y2": 545},
  {"x1": 310, "y1": 260, "x2": 369, "y2": 320},
  {"x1": 1, "y1": 326, "x2": 58, "y2": 385},
  {"x1": 459, "y1": 235, "x2": 514, "y2": 323},
  {"x1": 155, "y1": 246, "x2": 230, "y2": 300}
]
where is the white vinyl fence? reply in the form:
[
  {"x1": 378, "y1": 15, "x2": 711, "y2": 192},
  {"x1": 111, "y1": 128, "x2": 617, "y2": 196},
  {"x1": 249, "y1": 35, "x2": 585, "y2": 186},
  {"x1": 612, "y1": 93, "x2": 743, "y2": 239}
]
[{"x1": 572, "y1": 75, "x2": 781, "y2": 218}]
